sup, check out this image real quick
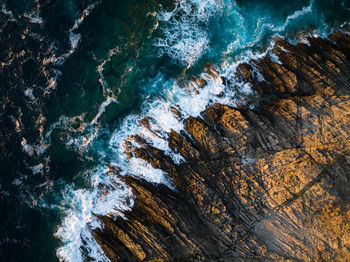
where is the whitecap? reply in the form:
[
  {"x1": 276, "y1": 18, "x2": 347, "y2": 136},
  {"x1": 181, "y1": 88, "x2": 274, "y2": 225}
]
[
  {"x1": 55, "y1": 167, "x2": 133, "y2": 262},
  {"x1": 154, "y1": 0, "x2": 222, "y2": 66},
  {"x1": 53, "y1": 0, "x2": 345, "y2": 261}
]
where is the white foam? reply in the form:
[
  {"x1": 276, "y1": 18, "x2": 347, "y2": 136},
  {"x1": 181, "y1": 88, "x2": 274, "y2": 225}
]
[
  {"x1": 21, "y1": 138, "x2": 35, "y2": 156},
  {"x1": 220, "y1": 0, "x2": 315, "y2": 57},
  {"x1": 12, "y1": 178, "x2": 22, "y2": 186},
  {"x1": 273, "y1": 0, "x2": 313, "y2": 32},
  {"x1": 154, "y1": 0, "x2": 222, "y2": 66},
  {"x1": 21, "y1": 137, "x2": 49, "y2": 156},
  {"x1": 127, "y1": 158, "x2": 169, "y2": 185},
  {"x1": 1, "y1": 4, "x2": 16, "y2": 21},
  {"x1": 90, "y1": 97, "x2": 118, "y2": 125},
  {"x1": 53, "y1": 0, "x2": 336, "y2": 261},
  {"x1": 44, "y1": 1, "x2": 100, "y2": 68},
  {"x1": 55, "y1": 167, "x2": 133, "y2": 262},
  {"x1": 24, "y1": 11, "x2": 43, "y2": 24},
  {"x1": 67, "y1": 1, "x2": 100, "y2": 54},
  {"x1": 45, "y1": 114, "x2": 86, "y2": 140},
  {"x1": 146, "y1": 100, "x2": 184, "y2": 133},
  {"x1": 29, "y1": 164, "x2": 44, "y2": 175},
  {"x1": 24, "y1": 88, "x2": 35, "y2": 100},
  {"x1": 72, "y1": 1, "x2": 100, "y2": 31},
  {"x1": 246, "y1": 0, "x2": 314, "y2": 40},
  {"x1": 97, "y1": 47, "x2": 120, "y2": 94},
  {"x1": 174, "y1": 72, "x2": 233, "y2": 118},
  {"x1": 106, "y1": 67, "x2": 239, "y2": 179},
  {"x1": 56, "y1": 38, "x2": 267, "y2": 262},
  {"x1": 241, "y1": 156, "x2": 256, "y2": 165},
  {"x1": 43, "y1": 95, "x2": 119, "y2": 156},
  {"x1": 69, "y1": 32, "x2": 81, "y2": 50},
  {"x1": 108, "y1": 112, "x2": 176, "y2": 180}
]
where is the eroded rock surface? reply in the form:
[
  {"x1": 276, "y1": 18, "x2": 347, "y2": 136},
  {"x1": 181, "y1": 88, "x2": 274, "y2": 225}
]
[{"x1": 94, "y1": 33, "x2": 350, "y2": 261}]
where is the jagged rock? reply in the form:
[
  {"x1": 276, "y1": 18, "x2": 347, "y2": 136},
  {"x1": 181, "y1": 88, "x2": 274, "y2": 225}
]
[{"x1": 94, "y1": 33, "x2": 350, "y2": 261}]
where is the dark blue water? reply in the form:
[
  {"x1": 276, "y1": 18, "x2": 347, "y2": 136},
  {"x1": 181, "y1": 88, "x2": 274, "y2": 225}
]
[{"x1": 0, "y1": 0, "x2": 349, "y2": 261}]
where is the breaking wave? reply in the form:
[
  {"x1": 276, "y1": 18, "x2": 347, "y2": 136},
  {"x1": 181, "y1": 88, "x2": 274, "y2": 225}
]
[{"x1": 47, "y1": 0, "x2": 350, "y2": 261}]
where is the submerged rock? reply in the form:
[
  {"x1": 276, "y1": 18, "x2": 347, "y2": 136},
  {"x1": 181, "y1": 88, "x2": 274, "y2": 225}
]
[{"x1": 94, "y1": 33, "x2": 350, "y2": 261}]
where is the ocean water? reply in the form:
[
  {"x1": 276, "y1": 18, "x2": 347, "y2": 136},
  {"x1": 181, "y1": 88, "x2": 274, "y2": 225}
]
[{"x1": 0, "y1": 0, "x2": 349, "y2": 261}]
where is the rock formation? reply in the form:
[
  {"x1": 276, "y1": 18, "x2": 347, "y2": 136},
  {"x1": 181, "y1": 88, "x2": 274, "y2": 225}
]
[{"x1": 93, "y1": 33, "x2": 350, "y2": 261}]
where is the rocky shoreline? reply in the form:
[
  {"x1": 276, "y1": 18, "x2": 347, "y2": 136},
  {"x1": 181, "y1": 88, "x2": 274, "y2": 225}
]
[{"x1": 93, "y1": 33, "x2": 350, "y2": 261}]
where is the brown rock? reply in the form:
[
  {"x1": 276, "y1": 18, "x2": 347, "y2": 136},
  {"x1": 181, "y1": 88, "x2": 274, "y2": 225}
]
[{"x1": 94, "y1": 33, "x2": 350, "y2": 261}]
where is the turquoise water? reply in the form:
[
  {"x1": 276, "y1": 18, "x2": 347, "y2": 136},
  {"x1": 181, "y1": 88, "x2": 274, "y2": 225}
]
[{"x1": 1, "y1": 0, "x2": 350, "y2": 261}]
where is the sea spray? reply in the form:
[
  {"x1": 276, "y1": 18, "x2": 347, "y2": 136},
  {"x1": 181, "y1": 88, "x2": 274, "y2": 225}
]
[
  {"x1": 49, "y1": 0, "x2": 350, "y2": 261},
  {"x1": 55, "y1": 167, "x2": 133, "y2": 262}
]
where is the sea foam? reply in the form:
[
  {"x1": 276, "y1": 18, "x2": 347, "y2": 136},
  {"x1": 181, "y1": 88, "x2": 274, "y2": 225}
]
[
  {"x1": 53, "y1": 0, "x2": 344, "y2": 261},
  {"x1": 55, "y1": 167, "x2": 133, "y2": 262},
  {"x1": 154, "y1": 0, "x2": 222, "y2": 66}
]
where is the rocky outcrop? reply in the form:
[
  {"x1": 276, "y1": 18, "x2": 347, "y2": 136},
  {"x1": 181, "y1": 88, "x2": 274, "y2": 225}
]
[{"x1": 93, "y1": 33, "x2": 350, "y2": 261}]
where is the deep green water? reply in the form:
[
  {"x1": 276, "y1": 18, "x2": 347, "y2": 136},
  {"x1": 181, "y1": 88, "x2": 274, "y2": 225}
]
[{"x1": 0, "y1": 0, "x2": 349, "y2": 261}]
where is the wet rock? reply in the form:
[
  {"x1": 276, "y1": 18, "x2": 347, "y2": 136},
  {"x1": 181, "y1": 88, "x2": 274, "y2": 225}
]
[{"x1": 94, "y1": 33, "x2": 350, "y2": 261}]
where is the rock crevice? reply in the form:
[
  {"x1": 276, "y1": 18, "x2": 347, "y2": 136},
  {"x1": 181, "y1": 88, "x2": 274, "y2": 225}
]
[{"x1": 94, "y1": 33, "x2": 350, "y2": 261}]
